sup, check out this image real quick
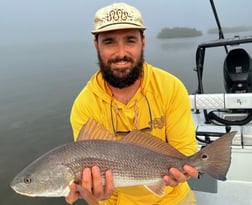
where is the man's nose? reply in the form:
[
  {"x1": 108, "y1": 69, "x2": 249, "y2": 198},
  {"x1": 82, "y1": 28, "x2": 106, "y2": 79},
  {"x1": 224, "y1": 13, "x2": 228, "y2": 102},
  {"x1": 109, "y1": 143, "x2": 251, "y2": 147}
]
[{"x1": 115, "y1": 43, "x2": 127, "y2": 58}]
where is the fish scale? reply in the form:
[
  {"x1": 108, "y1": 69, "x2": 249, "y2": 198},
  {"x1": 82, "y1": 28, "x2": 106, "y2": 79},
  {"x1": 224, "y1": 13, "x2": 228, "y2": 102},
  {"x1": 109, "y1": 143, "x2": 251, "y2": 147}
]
[{"x1": 61, "y1": 140, "x2": 171, "y2": 186}]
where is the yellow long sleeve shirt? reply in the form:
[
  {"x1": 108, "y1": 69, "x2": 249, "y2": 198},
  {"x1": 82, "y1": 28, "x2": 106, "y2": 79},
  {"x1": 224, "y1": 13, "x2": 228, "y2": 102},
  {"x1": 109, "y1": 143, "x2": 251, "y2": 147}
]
[{"x1": 70, "y1": 62, "x2": 197, "y2": 205}]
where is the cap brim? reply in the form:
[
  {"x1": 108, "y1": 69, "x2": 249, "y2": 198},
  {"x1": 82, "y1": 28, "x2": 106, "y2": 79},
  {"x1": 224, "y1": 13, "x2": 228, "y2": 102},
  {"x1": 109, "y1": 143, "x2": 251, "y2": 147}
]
[{"x1": 92, "y1": 23, "x2": 146, "y2": 34}]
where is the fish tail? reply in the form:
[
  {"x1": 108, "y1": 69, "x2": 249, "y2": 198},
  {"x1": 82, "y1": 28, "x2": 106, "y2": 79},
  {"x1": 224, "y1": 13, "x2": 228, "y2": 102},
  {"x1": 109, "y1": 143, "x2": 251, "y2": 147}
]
[{"x1": 190, "y1": 131, "x2": 236, "y2": 181}]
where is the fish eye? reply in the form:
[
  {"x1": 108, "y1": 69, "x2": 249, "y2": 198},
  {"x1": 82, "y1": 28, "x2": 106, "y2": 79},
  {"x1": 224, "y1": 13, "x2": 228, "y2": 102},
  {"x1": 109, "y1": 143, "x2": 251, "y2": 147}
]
[
  {"x1": 201, "y1": 154, "x2": 209, "y2": 160},
  {"x1": 24, "y1": 176, "x2": 32, "y2": 184}
]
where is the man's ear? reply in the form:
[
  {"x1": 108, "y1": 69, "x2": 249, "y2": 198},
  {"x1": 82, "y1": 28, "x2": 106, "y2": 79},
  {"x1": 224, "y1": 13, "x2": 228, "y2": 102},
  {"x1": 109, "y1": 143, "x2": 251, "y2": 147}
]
[
  {"x1": 143, "y1": 35, "x2": 146, "y2": 49},
  {"x1": 141, "y1": 32, "x2": 146, "y2": 49},
  {"x1": 94, "y1": 38, "x2": 98, "y2": 50}
]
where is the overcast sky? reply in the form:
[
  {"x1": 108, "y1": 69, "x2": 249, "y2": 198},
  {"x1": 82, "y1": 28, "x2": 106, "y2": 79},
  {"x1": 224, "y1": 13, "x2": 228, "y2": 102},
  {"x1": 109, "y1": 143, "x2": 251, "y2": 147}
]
[{"x1": 1, "y1": 0, "x2": 252, "y2": 44}]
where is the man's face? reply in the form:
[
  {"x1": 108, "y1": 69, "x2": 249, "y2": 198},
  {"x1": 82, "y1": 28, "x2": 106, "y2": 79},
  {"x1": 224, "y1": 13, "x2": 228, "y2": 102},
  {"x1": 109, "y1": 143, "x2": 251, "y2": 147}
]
[{"x1": 94, "y1": 29, "x2": 145, "y2": 88}]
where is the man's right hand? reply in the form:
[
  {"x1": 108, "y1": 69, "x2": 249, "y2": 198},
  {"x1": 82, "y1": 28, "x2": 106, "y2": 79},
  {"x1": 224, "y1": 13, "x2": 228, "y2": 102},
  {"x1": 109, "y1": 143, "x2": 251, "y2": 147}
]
[{"x1": 65, "y1": 166, "x2": 114, "y2": 205}]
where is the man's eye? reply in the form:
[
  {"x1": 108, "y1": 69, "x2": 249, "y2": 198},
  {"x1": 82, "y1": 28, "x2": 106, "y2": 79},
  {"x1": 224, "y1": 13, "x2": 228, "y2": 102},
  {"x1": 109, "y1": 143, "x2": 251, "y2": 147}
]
[
  {"x1": 104, "y1": 40, "x2": 113, "y2": 45},
  {"x1": 127, "y1": 38, "x2": 137, "y2": 43}
]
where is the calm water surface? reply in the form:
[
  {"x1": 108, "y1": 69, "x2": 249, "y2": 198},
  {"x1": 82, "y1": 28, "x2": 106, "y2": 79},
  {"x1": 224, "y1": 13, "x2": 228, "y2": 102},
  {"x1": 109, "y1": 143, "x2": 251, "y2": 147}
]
[{"x1": 1, "y1": 34, "x2": 251, "y2": 205}]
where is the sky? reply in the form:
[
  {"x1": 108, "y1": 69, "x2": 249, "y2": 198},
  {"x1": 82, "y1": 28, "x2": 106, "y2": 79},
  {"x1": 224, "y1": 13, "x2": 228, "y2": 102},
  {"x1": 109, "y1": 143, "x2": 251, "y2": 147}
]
[{"x1": 1, "y1": 0, "x2": 252, "y2": 44}]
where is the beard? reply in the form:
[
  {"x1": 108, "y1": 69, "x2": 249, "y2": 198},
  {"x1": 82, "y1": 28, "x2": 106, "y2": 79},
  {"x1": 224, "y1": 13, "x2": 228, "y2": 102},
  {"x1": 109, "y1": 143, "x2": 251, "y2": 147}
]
[{"x1": 98, "y1": 52, "x2": 144, "y2": 89}]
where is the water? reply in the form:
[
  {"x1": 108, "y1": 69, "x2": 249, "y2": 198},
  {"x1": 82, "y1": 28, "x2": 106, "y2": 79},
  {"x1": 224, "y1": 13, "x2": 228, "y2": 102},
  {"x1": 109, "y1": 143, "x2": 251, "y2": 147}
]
[{"x1": 1, "y1": 33, "x2": 251, "y2": 205}]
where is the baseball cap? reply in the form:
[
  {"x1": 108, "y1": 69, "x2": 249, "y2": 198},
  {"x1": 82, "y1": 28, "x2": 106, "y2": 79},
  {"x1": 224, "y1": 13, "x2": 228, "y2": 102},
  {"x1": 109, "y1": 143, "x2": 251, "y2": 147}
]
[{"x1": 92, "y1": 2, "x2": 146, "y2": 34}]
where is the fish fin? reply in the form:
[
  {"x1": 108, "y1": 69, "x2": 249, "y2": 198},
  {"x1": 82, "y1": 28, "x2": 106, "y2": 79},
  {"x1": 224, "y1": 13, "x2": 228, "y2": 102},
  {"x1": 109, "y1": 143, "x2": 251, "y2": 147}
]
[
  {"x1": 76, "y1": 119, "x2": 115, "y2": 141},
  {"x1": 144, "y1": 180, "x2": 166, "y2": 196},
  {"x1": 121, "y1": 130, "x2": 186, "y2": 159},
  {"x1": 191, "y1": 131, "x2": 236, "y2": 181}
]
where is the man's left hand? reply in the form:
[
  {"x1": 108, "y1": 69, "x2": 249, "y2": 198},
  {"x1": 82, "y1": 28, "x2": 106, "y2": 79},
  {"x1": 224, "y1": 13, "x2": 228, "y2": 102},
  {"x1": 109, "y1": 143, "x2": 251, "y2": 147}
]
[{"x1": 163, "y1": 165, "x2": 198, "y2": 187}]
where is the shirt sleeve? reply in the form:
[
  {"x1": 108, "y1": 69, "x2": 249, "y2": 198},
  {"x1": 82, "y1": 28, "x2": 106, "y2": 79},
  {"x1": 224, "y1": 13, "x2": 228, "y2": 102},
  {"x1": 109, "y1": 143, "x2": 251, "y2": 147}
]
[
  {"x1": 164, "y1": 77, "x2": 197, "y2": 156},
  {"x1": 70, "y1": 96, "x2": 90, "y2": 141}
]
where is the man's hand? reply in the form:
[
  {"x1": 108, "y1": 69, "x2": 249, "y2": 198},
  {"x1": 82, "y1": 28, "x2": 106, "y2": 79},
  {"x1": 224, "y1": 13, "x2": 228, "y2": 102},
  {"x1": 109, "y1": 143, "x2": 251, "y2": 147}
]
[
  {"x1": 65, "y1": 166, "x2": 114, "y2": 205},
  {"x1": 163, "y1": 165, "x2": 198, "y2": 187}
]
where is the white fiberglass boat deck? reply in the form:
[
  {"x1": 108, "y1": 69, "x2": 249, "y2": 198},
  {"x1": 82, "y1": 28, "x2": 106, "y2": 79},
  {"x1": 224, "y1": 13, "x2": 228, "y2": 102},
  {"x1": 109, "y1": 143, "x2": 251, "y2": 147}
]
[{"x1": 189, "y1": 93, "x2": 252, "y2": 204}]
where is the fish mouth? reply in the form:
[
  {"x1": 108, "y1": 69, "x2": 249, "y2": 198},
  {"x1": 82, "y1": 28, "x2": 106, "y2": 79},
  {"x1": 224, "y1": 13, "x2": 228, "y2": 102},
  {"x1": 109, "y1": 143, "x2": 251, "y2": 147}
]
[
  {"x1": 10, "y1": 180, "x2": 34, "y2": 197},
  {"x1": 13, "y1": 189, "x2": 35, "y2": 197},
  {"x1": 10, "y1": 185, "x2": 34, "y2": 197},
  {"x1": 10, "y1": 180, "x2": 73, "y2": 197},
  {"x1": 10, "y1": 180, "x2": 16, "y2": 191}
]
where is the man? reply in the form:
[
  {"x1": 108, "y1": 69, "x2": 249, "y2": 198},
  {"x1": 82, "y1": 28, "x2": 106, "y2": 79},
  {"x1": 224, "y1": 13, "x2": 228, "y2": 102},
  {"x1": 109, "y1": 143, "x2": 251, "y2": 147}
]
[{"x1": 66, "y1": 2, "x2": 198, "y2": 205}]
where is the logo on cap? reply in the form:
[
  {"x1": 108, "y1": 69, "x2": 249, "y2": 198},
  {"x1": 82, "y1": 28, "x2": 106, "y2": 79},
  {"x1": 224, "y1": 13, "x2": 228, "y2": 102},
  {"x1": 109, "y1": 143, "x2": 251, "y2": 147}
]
[{"x1": 105, "y1": 8, "x2": 134, "y2": 24}]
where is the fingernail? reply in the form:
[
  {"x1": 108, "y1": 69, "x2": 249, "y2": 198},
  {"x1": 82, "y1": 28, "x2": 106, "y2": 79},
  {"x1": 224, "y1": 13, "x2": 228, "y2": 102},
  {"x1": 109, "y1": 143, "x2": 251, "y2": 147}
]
[{"x1": 92, "y1": 165, "x2": 99, "y2": 171}]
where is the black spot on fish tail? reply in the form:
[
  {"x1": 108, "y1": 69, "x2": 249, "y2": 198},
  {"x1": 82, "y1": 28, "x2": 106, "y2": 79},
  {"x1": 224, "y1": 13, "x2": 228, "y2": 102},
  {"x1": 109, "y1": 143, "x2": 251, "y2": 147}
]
[{"x1": 188, "y1": 131, "x2": 236, "y2": 181}]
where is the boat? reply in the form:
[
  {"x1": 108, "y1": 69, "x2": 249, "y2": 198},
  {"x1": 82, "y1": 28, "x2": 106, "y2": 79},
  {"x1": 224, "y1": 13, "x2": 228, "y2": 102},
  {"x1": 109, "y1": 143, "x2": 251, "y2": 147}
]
[{"x1": 188, "y1": 1, "x2": 252, "y2": 204}]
